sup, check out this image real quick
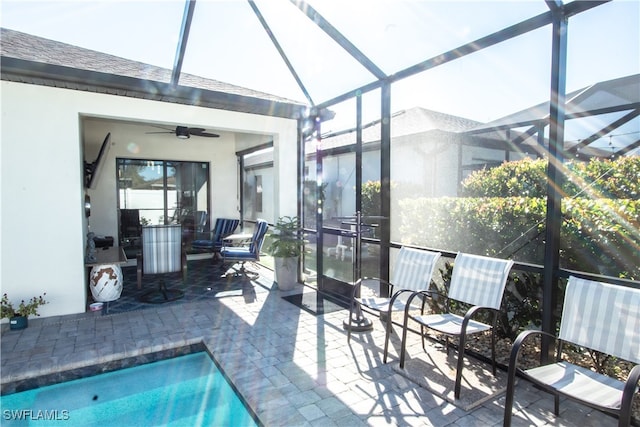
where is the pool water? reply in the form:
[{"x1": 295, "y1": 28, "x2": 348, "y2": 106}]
[{"x1": 1, "y1": 352, "x2": 259, "y2": 427}]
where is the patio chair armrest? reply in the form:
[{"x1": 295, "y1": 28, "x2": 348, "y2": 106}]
[
  {"x1": 621, "y1": 364, "x2": 640, "y2": 423},
  {"x1": 351, "y1": 276, "x2": 391, "y2": 299},
  {"x1": 221, "y1": 238, "x2": 237, "y2": 249},
  {"x1": 390, "y1": 288, "x2": 423, "y2": 303},
  {"x1": 462, "y1": 303, "x2": 488, "y2": 324},
  {"x1": 509, "y1": 329, "x2": 556, "y2": 372},
  {"x1": 504, "y1": 328, "x2": 557, "y2": 426},
  {"x1": 427, "y1": 288, "x2": 449, "y2": 305},
  {"x1": 351, "y1": 277, "x2": 369, "y2": 296},
  {"x1": 221, "y1": 240, "x2": 247, "y2": 251},
  {"x1": 402, "y1": 290, "x2": 436, "y2": 313}
]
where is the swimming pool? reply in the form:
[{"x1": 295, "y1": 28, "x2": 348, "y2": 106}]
[{"x1": 1, "y1": 352, "x2": 259, "y2": 427}]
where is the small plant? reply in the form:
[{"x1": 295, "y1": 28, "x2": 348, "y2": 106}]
[
  {"x1": 267, "y1": 216, "x2": 307, "y2": 258},
  {"x1": 1, "y1": 293, "x2": 48, "y2": 319}
]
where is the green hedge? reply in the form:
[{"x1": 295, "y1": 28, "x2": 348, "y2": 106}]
[
  {"x1": 395, "y1": 157, "x2": 639, "y2": 280},
  {"x1": 461, "y1": 156, "x2": 640, "y2": 200},
  {"x1": 398, "y1": 157, "x2": 638, "y2": 337},
  {"x1": 393, "y1": 157, "x2": 638, "y2": 339},
  {"x1": 397, "y1": 196, "x2": 639, "y2": 279}
]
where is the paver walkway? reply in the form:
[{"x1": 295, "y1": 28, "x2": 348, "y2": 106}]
[{"x1": 1, "y1": 265, "x2": 618, "y2": 426}]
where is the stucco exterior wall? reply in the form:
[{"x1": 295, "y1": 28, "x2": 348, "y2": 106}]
[{"x1": 1, "y1": 81, "x2": 298, "y2": 318}]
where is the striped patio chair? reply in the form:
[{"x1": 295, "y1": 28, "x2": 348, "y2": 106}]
[
  {"x1": 399, "y1": 252, "x2": 514, "y2": 399},
  {"x1": 220, "y1": 219, "x2": 269, "y2": 279},
  {"x1": 504, "y1": 276, "x2": 640, "y2": 427},
  {"x1": 346, "y1": 247, "x2": 441, "y2": 361},
  {"x1": 191, "y1": 218, "x2": 240, "y2": 259},
  {"x1": 137, "y1": 224, "x2": 186, "y2": 303}
]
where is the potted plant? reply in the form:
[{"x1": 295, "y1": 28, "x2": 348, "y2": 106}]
[
  {"x1": 1, "y1": 293, "x2": 48, "y2": 330},
  {"x1": 267, "y1": 216, "x2": 307, "y2": 291}
]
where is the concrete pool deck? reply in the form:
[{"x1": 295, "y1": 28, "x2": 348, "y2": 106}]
[{"x1": 1, "y1": 268, "x2": 618, "y2": 426}]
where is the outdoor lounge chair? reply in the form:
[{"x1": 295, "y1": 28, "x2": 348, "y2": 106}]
[
  {"x1": 220, "y1": 219, "x2": 269, "y2": 279},
  {"x1": 137, "y1": 224, "x2": 187, "y2": 303},
  {"x1": 504, "y1": 276, "x2": 640, "y2": 427},
  {"x1": 346, "y1": 247, "x2": 441, "y2": 359},
  {"x1": 191, "y1": 218, "x2": 240, "y2": 259},
  {"x1": 399, "y1": 252, "x2": 514, "y2": 399}
]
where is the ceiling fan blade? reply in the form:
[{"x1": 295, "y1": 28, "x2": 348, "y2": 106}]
[
  {"x1": 146, "y1": 125, "x2": 174, "y2": 134},
  {"x1": 188, "y1": 128, "x2": 219, "y2": 138},
  {"x1": 195, "y1": 132, "x2": 220, "y2": 138},
  {"x1": 144, "y1": 125, "x2": 219, "y2": 138}
]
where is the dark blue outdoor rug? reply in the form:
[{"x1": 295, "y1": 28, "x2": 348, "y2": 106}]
[{"x1": 101, "y1": 259, "x2": 273, "y2": 314}]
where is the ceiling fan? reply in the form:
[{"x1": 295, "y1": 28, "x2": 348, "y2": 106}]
[{"x1": 146, "y1": 126, "x2": 219, "y2": 139}]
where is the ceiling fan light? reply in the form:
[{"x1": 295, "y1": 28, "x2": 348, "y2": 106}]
[{"x1": 175, "y1": 126, "x2": 190, "y2": 139}]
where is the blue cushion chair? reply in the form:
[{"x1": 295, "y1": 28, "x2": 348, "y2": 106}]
[
  {"x1": 220, "y1": 219, "x2": 269, "y2": 279},
  {"x1": 191, "y1": 218, "x2": 240, "y2": 259}
]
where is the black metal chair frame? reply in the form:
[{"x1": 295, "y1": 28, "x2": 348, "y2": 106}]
[{"x1": 504, "y1": 276, "x2": 640, "y2": 427}]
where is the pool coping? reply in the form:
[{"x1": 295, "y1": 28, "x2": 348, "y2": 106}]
[{"x1": 1, "y1": 340, "x2": 206, "y2": 395}]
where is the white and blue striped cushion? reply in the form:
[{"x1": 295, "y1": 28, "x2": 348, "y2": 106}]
[
  {"x1": 391, "y1": 247, "x2": 441, "y2": 292},
  {"x1": 357, "y1": 247, "x2": 440, "y2": 313},
  {"x1": 560, "y1": 276, "x2": 640, "y2": 364},
  {"x1": 448, "y1": 252, "x2": 514, "y2": 310},
  {"x1": 142, "y1": 225, "x2": 182, "y2": 275},
  {"x1": 192, "y1": 218, "x2": 239, "y2": 250},
  {"x1": 248, "y1": 220, "x2": 269, "y2": 254},
  {"x1": 223, "y1": 219, "x2": 269, "y2": 261}
]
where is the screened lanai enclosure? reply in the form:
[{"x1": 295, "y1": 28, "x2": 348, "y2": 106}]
[{"x1": 2, "y1": 0, "x2": 638, "y2": 341}]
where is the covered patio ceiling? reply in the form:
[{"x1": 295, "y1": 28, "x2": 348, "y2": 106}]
[{"x1": 1, "y1": 0, "x2": 638, "y2": 156}]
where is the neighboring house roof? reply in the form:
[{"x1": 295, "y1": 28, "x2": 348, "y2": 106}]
[
  {"x1": 0, "y1": 28, "x2": 306, "y2": 119},
  {"x1": 386, "y1": 107, "x2": 482, "y2": 136},
  {"x1": 319, "y1": 102, "x2": 617, "y2": 160},
  {"x1": 318, "y1": 107, "x2": 481, "y2": 151}
]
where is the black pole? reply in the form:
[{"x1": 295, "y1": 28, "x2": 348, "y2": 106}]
[
  {"x1": 541, "y1": 6, "x2": 568, "y2": 363},
  {"x1": 314, "y1": 112, "x2": 324, "y2": 285},
  {"x1": 238, "y1": 156, "x2": 245, "y2": 228},
  {"x1": 380, "y1": 82, "x2": 391, "y2": 296},
  {"x1": 342, "y1": 210, "x2": 373, "y2": 332},
  {"x1": 297, "y1": 118, "x2": 305, "y2": 283},
  {"x1": 355, "y1": 95, "x2": 363, "y2": 216}
]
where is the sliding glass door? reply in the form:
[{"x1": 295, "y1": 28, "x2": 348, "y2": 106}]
[{"x1": 117, "y1": 158, "x2": 209, "y2": 251}]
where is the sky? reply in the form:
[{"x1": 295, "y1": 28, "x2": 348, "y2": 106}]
[{"x1": 2, "y1": 0, "x2": 639, "y2": 139}]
